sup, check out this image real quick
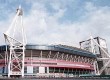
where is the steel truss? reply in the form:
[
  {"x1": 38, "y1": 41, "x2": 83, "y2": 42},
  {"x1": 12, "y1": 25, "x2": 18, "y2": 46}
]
[
  {"x1": 4, "y1": 6, "x2": 26, "y2": 77},
  {"x1": 90, "y1": 36, "x2": 110, "y2": 75}
]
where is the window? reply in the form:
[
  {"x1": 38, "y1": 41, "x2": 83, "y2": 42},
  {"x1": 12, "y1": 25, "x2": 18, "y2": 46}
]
[
  {"x1": 24, "y1": 67, "x2": 27, "y2": 73},
  {"x1": 45, "y1": 67, "x2": 47, "y2": 73},
  {"x1": 33, "y1": 67, "x2": 39, "y2": 73}
]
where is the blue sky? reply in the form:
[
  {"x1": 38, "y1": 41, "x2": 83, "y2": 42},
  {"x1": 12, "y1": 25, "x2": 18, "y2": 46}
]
[
  {"x1": 0, "y1": 0, "x2": 110, "y2": 21},
  {"x1": 0, "y1": 0, "x2": 110, "y2": 50}
]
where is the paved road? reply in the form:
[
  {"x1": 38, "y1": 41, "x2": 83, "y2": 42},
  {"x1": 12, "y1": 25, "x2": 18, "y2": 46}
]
[{"x1": 0, "y1": 77, "x2": 110, "y2": 80}]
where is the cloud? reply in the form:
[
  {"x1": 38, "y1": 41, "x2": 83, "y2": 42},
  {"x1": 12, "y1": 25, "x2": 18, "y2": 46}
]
[
  {"x1": 1, "y1": 1, "x2": 110, "y2": 51},
  {"x1": 24, "y1": 2, "x2": 67, "y2": 45}
]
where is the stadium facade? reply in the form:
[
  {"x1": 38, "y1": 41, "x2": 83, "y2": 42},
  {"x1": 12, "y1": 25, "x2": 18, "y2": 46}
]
[{"x1": 0, "y1": 44, "x2": 96, "y2": 77}]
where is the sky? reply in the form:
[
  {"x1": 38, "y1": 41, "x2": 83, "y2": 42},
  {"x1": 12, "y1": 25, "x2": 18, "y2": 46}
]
[{"x1": 0, "y1": 0, "x2": 110, "y2": 50}]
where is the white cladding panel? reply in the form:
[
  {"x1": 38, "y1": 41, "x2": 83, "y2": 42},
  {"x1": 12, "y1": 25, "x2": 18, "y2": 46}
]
[
  {"x1": 39, "y1": 67, "x2": 45, "y2": 73},
  {"x1": 27, "y1": 66, "x2": 33, "y2": 73},
  {"x1": 4, "y1": 67, "x2": 8, "y2": 73},
  {"x1": 99, "y1": 39, "x2": 107, "y2": 48}
]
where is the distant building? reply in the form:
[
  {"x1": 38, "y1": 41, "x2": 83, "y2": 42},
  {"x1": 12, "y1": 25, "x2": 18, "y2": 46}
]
[{"x1": 79, "y1": 37, "x2": 110, "y2": 75}]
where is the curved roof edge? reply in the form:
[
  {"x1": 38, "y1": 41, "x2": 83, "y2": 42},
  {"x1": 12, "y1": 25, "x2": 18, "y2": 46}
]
[
  {"x1": 26, "y1": 44, "x2": 96, "y2": 58},
  {"x1": 0, "y1": 44, "x2": 96, "y2": 58}
]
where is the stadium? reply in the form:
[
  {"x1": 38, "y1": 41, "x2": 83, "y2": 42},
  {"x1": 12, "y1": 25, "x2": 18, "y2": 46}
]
[
  {"x1": 0, "y1": 6, "x2": 110, "y2": 80},
  {"x1": 0, "y1": 44, "x2": 96, "y2": 77}
]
